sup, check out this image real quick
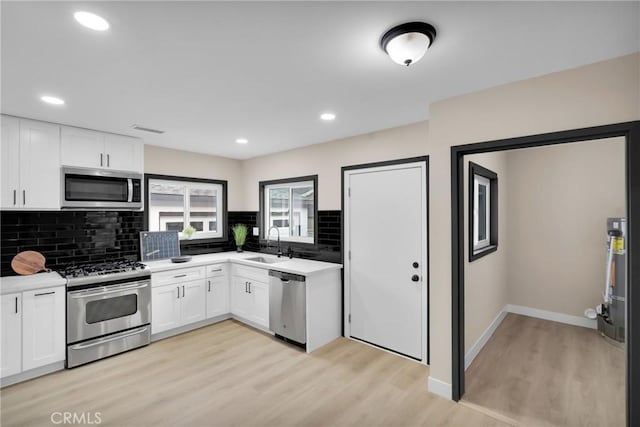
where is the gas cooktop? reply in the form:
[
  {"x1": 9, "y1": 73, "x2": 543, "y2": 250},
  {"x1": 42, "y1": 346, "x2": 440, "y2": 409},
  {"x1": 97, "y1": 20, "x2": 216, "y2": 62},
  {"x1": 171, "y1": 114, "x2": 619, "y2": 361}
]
[{"x1": 59, "y1": 259, "x2": 149, "y2": 288}]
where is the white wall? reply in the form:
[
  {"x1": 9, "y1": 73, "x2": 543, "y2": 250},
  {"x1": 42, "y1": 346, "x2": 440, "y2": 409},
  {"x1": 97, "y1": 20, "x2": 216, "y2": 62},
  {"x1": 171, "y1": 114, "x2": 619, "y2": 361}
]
[
  {"x1": 505, "y1": 137, "x2": 626, "y2": 317},
  {"x1": 144, "y1": 145, "x2": 244, "y2": 211}
]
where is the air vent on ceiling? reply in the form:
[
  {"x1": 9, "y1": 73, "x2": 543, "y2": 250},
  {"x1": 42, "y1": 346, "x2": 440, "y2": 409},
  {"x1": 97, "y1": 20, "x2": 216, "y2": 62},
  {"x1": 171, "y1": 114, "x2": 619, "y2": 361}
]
[{"x1": 131, "y1": 124, "x2": 165, "y2": 134}]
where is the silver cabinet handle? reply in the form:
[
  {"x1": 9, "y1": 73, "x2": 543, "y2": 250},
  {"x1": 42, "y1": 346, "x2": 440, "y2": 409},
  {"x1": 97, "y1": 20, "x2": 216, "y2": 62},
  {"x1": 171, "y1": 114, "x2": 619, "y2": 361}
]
[
  {"x1": 177, "y1": 286, "x2": 180, "y2": 299},
  {"x1": 208, "y1": 280, "x2": 211, "y2": 292},
  {"x1": 210, "y1": 269, "x2": 222, "y2": 273},
  {"x1": 13, "y1": 189, "x2": 16, "y2": 206},
  {"x1": 107, "y1": 154, "x2": 110, "y2": 167},
  {"x1": 174, "y1": 274, "x2": 187, "y2": 278},
  {"x1": 182, "y1": 285, "x2": 185, "y2": 298},
  {"x1": 35, "y1": 291, "x2": 55, "y2": 296},
  {"x1": 247, "y1": 281, "x2": 251, "y2": 294},
  {"x1": 15, "y1": 296, "x2": 18, "y2": 314},
  {"x1": 22, "y1": 190, "x2": 25, "y2": 205},
  {"x1": 100, "y1": 153, "x2": 103, "y2": 167}
]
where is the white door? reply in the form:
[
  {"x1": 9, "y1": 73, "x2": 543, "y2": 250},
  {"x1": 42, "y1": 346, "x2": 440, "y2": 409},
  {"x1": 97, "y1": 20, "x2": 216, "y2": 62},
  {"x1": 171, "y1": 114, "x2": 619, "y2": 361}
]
[
  {"x1": 1, "y1": 293, "x2": 22, "y2": 378},
  {"x1": 181, "y1": 280, "x2": 206, "y2": 325},
  {"x1": 152, "y1": 285, "x2": 181, "y2": 334},
  {"x1": 231, "y1": 277, "x2": 251, "y2": 319},
  {"x1": 104, "y1": 134, "x2": 142, "y2": 172},
  {"x1": 60, "y1": 126, "x2": 104, "y2": 168},
  {"x1": 206, "y1": 275, "x2": 229, "y2": 319},
  {"x1": 19, "y1": 119, "x2": 61, "y2": 209},
  {"x1": 249, "y1": 280, "x2": 270, "y2": 328},
  {"x1": 345, "y1": 162, "x2": 427, "y2": 360},
  {"x1": 22, "y1": 287, "x2": 65, "y2": 371},
  {"x1": 1, "y1": 116, "x2": 20, "y2": 209}
]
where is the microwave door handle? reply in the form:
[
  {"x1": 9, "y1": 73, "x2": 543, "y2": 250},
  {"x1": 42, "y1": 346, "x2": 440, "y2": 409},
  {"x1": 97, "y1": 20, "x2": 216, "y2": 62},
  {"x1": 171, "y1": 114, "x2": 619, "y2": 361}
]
[{"x1": 127, "y1": 179, "x2": 133, "y2": 202}]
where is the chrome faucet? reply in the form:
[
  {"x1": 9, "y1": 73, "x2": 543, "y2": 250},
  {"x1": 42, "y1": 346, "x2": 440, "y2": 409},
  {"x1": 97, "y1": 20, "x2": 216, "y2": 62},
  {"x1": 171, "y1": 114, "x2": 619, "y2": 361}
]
[{"x1": 266, "y1": 226, "x2": 282, "y2": 257}]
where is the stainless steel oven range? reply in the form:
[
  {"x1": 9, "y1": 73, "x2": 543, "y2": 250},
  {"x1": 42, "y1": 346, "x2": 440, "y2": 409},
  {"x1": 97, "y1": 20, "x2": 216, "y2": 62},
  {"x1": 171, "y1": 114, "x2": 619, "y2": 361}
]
[{"x1": 60, "y1": 259, "x2": 151, "y2": 368}]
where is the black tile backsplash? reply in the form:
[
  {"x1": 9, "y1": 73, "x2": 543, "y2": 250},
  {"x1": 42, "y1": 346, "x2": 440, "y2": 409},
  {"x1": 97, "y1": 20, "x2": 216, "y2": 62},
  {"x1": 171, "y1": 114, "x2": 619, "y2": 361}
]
[
  {"x1": 1, "y1": 209, "x2": 342, "y2": 276},
  {"x1": 1, "y1": 211, "x2": 144, "y2": 276}
]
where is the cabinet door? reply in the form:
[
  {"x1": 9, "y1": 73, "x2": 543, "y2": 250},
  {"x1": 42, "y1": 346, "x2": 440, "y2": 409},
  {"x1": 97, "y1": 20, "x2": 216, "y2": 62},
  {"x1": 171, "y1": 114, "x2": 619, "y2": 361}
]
[
  {"x1": 231, "y1": 277, "x2": 251, "y2": 319},
  {"x1": 60, "y1": 126, "x2": 105, "y2": 168},
  {"x1": 1, "y1": 116, "x2": 20, "y2": 209},
  {"x1": 151, "y1": 285, "x2": 181, "y2": 334},
  {"x1": 181, "y1": 280, "x2": 206, "y2": 326},
  {"x1": 206, "y1": 274, "x2": 229, "y2": 319},
  {"x1": 249, "y1": 280, "x2": 270, "y2": 329},
  {"x1": 22, "y1": 287, "x2": 65, "y2": 371},
  {"x1": 19, "y1": 119, "x2": 61, "y2": 209},
  {"x1": 1, "y1": 293, "x2": 22, "y2": 378},
  {"x1": 104, "y1": 134, "x2": 142, "y2": 172}
]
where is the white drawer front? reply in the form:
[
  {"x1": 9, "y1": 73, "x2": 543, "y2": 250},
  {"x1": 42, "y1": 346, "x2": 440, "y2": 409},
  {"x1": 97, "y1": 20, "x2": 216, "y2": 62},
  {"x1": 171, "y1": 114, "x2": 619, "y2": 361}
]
[
  {"x1": 152, "y1": 266, "x2": 206, "y2": 287},
  {"x1": 206, "y1": 263, "x2": 227, "y2": 278},
  {"x1": 232, "y1": 265, "x2": 268, "y2": 282}
]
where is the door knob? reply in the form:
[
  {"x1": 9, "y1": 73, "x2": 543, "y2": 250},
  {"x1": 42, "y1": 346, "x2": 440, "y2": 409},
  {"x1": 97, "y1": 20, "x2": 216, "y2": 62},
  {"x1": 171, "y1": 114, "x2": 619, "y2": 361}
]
[
  {"x1": 411, "y1": 275, "x2": 420, "y2": 282},
  {"x1": 412, "y1": 262, "x2": 419, "y2": 268}
]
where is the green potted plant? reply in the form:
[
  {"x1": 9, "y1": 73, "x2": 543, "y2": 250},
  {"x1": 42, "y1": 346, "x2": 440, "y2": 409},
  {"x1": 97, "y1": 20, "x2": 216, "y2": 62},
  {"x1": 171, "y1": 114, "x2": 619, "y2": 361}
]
[
  {"x1": 232, "y1": 224, "x2": 248, "y2": 252},
  {"x1": 181, "y1": 225, "x2": 196, "y2": 239}
]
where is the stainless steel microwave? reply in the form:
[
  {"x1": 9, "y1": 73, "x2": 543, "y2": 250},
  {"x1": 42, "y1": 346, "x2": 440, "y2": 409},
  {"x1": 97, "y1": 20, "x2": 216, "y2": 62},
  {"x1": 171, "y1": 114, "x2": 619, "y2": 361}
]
[{"x1": 61, "y1": 167, "x2": 142, "y2": 210}]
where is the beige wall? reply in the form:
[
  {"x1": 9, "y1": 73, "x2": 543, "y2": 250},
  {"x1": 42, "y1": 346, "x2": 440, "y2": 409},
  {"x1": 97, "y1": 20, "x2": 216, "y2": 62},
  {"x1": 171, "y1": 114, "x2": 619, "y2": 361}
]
[
  {"x1": 427, "y1": 52, "x2": 639, "y2": 387},
  {"x1": 463, "y1": 152, "x2": 509, "y2": 354},
  {"x1": 240, "y1": 121, "x2": 429, "y2": 210},
  {"x1": 505, "y1": 137, "x2": 626, "y2": 317},
  {"x1": 144, "y1": 145, "x2": 244, "y2": 211}
]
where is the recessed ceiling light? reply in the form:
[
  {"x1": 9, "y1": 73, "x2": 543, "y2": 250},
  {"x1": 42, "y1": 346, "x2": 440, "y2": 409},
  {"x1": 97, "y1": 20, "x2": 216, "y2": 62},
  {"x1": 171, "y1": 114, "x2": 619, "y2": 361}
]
[
  {"x1": 40, "y1": 95, "x2": 65, "y2": 105},
  {"x1": 320, "y1": 113, "x2": 336, "y2": 121},
  {"x1": 74, "y1": 11, "x2": 110, "y2": 31},
  {"x1": 235, "y1": 138, "x2": 248, "y2": 144}
]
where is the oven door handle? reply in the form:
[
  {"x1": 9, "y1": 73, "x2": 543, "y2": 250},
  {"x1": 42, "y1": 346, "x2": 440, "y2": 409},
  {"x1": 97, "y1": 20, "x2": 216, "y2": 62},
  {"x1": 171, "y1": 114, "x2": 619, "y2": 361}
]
[
  {"x1": 69, "y1": 326, "x2": 149, "y2": 350},
  {"x1": 69, "y1": 282, "x2": 149, "y2": 299}
]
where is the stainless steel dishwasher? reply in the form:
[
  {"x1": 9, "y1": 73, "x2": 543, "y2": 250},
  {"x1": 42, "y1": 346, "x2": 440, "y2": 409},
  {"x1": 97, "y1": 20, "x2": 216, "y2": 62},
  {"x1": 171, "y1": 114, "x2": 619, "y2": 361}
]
[{"x1": 269, "y1": 270, "x2": 306, "y2": 346}]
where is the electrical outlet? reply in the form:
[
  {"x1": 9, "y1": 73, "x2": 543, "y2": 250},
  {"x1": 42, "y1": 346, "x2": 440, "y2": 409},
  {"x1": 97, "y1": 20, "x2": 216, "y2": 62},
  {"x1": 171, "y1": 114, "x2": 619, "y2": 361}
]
[{"x1": 253, "y1": 227, "x2": 259, "y2": 236}]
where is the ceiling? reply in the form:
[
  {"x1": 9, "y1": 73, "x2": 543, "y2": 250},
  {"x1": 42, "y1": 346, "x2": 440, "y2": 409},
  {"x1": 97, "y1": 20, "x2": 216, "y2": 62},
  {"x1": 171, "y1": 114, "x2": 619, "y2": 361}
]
[{"x1": 2, "y1": 2, "x2": 638, "y2": 160}]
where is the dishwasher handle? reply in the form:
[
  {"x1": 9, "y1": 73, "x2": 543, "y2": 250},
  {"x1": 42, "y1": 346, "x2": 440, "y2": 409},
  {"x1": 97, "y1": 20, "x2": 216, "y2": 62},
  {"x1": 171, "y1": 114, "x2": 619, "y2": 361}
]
[{"x1": 268, "y1": 270, "x2": 305, "y2": 283}]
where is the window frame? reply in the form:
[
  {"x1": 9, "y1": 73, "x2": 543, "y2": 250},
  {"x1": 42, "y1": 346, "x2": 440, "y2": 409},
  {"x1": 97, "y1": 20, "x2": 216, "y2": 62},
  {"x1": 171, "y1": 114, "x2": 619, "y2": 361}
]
[
  {"x1": 468, "y1": 162, "x2": 498, "y2": 261},
  {"x1": 259, "y1": 175, "x2": 318, "y2": 246},
  {"x1": 144, "y1": 174, "x2": 228, "y2": 244}
]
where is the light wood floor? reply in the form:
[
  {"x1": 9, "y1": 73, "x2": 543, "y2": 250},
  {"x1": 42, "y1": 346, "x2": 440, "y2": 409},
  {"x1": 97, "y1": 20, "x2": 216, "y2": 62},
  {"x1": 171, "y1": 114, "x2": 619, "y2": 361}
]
[
  {"x1": 464, "y1": 314, "x2": 625, "y2": 427},
  {"x1": 2, "y1": 320, "x2": 507, "y2": 427}
]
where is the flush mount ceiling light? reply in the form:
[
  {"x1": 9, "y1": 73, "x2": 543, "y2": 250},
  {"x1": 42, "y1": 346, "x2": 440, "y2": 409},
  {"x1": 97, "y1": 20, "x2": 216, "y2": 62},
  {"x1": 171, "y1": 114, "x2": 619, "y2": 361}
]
[
  {"x1": 320, "y1": 113, "x2": 336, "y2": 121},
  {"x1": 381, "y1": 22, "x2": 437, "y2": 67},
  {"x1": 235, "y1": 138, "x2": 248, "y2": 144},
  {"x1": 40, "y1": 95, "x2": 65, "y2": 105},
  {"x1": 74, "y1": 11, "x2": 110, "y2": 31}
]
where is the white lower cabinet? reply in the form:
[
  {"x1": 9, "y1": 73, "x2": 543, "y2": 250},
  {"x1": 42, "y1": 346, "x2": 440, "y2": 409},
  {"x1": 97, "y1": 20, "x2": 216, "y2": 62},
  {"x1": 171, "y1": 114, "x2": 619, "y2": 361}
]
[
  {"x1": 1, "y1": 293, "x2": 22, "y2": 378},
  {"x1": 1, "y1": 286, "x2": 65, "y2": 381},
  {"x1": 206, "y1": 265, "x2": 229, "y2": 319},
  {"x1": 152, "y1": 279, "x2": 206, "y2": 334},
  {"x1": 231, "y1": 276, "x2": 270, "y2": 329},
  {"x1": 22, "y1": 287, "x2": 65, "y2": 371}
]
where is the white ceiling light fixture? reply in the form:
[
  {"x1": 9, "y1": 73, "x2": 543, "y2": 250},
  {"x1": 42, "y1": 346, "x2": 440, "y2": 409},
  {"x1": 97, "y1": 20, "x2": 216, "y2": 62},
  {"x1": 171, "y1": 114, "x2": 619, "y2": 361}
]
[
  {"x1": 40, "y1": 95, "x2": 65, "y2": 105},
  {"x1": 320, "y1": 112, "x2": 336, "y2": 121},
  {"x1": 381, "y1": 22, "x2": 437, "y2": 67},
  {"x1": 235, "y1": 138, "x2": 248, "y2": 144},
  {"x1": 74, "y1": 11, "x2": 110, "y2": 31}
]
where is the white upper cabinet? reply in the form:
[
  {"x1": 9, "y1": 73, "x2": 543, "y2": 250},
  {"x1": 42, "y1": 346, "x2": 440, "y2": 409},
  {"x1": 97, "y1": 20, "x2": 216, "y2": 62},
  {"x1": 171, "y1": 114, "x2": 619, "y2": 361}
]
[
  {"x1": 1, "y1": 116, "x2": 60, "y2": 210},
  {"x1": 61, "y1": 125, "x2": 143, "y2": 173},
  {"x1": 1, "y1": 116, "x2": 20, "y2": 209}
]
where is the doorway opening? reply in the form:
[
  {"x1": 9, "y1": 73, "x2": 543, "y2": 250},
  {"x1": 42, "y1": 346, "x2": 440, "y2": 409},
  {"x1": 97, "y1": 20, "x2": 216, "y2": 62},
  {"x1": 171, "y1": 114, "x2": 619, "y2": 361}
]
[
  {"x1": 342, "y1": 156, "x2": 429, "y2": 364},
  {"x1": 451, "y1": 121, "x2": 640, "y2": 427}
]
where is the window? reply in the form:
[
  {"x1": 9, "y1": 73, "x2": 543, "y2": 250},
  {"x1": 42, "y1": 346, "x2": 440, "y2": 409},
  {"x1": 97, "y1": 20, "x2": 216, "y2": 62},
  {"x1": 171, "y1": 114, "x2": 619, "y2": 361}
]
[
  {"x1": 469, "y1": 162, "x2": 498, "y2": 261},
  {"x1": 145, "y1": 175, "x2": 227, "y2": 241},
  {"x1": 260, "y1": 176, "x2": 317, "y2": 244}
]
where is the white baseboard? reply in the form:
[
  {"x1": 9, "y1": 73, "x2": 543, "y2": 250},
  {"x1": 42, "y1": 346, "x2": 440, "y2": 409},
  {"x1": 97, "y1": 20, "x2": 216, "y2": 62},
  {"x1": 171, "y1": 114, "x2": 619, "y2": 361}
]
[
  {"x1": 465, "y1": 307, "x2": 508, "y2": 370},
  {"x1": 506, "y1": 304, "x2": 597, "y2": 329},
  {"x1": 428, "y1": 376, "x2": 452, "y2": 400}
]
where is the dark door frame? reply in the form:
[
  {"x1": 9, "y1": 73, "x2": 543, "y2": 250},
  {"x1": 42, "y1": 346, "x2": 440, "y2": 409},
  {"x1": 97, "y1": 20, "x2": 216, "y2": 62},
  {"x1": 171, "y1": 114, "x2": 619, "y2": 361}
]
[
  {"x1": 341, "y1": 155, "x2": 430, "y2": 363},
  {"x1": 451, "y1": 121, "x2": 640, "y2": 427}
]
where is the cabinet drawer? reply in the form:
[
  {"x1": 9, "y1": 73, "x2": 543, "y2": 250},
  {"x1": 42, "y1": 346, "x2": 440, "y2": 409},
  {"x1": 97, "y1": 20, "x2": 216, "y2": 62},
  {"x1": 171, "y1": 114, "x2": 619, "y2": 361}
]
[
  {"x1": 152, "y1": 266, "x2": 206, "y2": 287},
  {"x1": 232, "y1": 265, "x2": 268, "y2": 282},
  {"x1": 206, "y1": 263, "x2": 227, "y2": 278}
]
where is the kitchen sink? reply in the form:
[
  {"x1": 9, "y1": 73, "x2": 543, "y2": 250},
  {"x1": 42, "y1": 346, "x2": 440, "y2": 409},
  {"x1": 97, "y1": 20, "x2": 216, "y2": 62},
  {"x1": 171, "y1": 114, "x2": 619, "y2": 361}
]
[{"x1": 244, "y1": 256, "x2": 286, "y2": 264}]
